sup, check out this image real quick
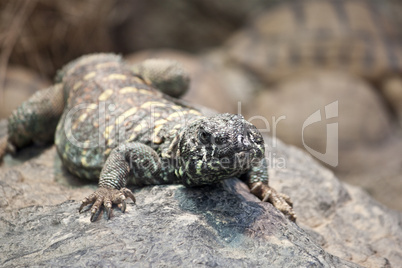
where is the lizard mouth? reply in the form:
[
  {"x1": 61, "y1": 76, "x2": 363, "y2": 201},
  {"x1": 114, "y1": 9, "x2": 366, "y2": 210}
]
[
  {"x1": 235, "y1": 148, "x2": 262, "y2": 163},
  {"x1": 235, "y1": 151, "x2": 249, "y2": 161}
]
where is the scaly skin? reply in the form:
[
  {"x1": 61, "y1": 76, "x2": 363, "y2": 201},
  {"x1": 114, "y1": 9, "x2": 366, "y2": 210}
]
[{"x1": 1, "y1": 53, "x2": 295, "y2": 222}]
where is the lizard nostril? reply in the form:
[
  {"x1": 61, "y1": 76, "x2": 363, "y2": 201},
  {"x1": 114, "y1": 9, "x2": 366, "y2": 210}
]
[{"x1": 237, "y1": 134, "x2": 250, "y2": 148}]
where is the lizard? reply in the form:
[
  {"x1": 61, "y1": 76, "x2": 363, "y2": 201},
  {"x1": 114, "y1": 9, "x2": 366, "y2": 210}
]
[{"x1": 0, "y1": 53, "x2": 295, "y2": 222}]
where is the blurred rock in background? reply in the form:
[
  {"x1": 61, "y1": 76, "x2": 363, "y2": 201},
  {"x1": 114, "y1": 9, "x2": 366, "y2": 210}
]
[
  {"x1": 0, "y1": 0, "x2": 401, "y2": 212},
  {"x1": 112, "y1": 0, "x2": 278, "y2": 53},
  {"x1": 125, "y1": 49, "x2": 237, "y2": 114},
  {"x1": 247, "y1": 71, "x2": 392, "y2": 152},
  {"x1": 0, "y1": 66, "x2": 50, "y2": 118}
]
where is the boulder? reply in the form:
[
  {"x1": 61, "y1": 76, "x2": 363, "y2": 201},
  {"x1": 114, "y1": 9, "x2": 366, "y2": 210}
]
[{"x1": 0, "y1": 126, "x2": 400, "y2": 267}]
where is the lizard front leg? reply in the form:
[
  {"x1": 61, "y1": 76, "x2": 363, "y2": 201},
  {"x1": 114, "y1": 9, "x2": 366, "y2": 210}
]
[
  {"x1": 0, "y1": 84, "x2": 64, "y2": 161},
  {"x1": 79, "y1": 142, "x2": 165, "y2": 222},
  {"x1": 244, "y1": 158, "x2": 296, "y2": 221}
]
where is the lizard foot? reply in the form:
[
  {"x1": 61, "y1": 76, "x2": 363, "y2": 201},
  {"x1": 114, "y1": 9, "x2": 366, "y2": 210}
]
[
  {"x1": 249, "y1": 182, "x2": 296, "y2": 222},
  {"x1": 79, "y1": 187, "x2": 136, "y2": 222}
]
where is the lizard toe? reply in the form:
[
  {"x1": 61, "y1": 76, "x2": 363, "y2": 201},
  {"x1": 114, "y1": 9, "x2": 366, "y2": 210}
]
[
  {"x1": 121, "y1": 187, "x2": 136, "y2": 203},
  {"x1": 104, "y1": 200, "x2": 112, "y2": 220},
  {"x1": 79, "y1": 187, "x2": 136, "y2": 221},
  {"x1": 268, "y1": 190, "x2": 297, "y2": 222},
  {"x1": 79, "y1": 193, "x2": 97, "y2": 213},
  {"x1": 249, "y1": 182, "x2": 297, "y2": 222},
  {"x1": 90, "y1": 197, "x2": 104, "y2": 222}
]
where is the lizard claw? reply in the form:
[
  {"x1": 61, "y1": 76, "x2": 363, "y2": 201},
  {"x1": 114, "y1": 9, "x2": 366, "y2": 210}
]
[
  {"x1": 90, "y1": 208, "x2": 100, "y2": 222},
  {"x1": 119, "y1": 200, "x2": 127, "y2": 213},
  {"x1": 104, "y1": 200, "x2": 112, "y2": 220},
  {"x1": 249, "y1": 182, "x2": 297, "y2": 222},
  {"x1": 121, "y1": 188, "x2": 136, "y2": 203},
  {"x1": 79, "y1": 187, "x2": 136, "y2": 222}
]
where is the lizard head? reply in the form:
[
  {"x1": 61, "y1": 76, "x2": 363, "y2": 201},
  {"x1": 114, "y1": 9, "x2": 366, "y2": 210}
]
[{"x1": 175, "y1": 113, "x2": 265, "y2": 186}]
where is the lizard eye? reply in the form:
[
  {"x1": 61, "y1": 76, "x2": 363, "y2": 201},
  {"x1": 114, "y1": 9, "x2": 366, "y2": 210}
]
[
  {"x1": 247, "y1": 127, "x2": 263, "y2": 145},
  {"x1": 198, "y1": 129, "x2": 211, "y2": 144}
]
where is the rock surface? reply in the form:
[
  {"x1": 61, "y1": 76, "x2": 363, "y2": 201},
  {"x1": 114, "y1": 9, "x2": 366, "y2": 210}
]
[
  {"x1": 0, "y1": 178, "x2": 357, "y2": 268},
  {"x1": 0, "y1": 124, "x2": 401, "y2": 267}
]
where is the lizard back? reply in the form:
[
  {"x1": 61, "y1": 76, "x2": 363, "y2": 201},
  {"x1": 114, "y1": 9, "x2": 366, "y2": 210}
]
[{"x1": 55, "y1": 54, "x2": 202, "y2": 179}]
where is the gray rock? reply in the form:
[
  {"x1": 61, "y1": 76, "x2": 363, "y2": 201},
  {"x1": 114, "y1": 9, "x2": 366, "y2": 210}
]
[
  {"x1": 0, "y1": 127, "x2": 400, "y2": 267},
  {"x1": 267, "y1": 139, "x2": 401, "y2": 267},
  {"x1": 0, "y1": 182, "x2": 359, "y2": 267}
]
